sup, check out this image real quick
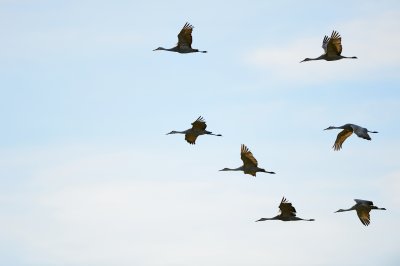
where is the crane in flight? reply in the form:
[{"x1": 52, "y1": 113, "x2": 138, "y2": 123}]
[
  {"x1": 324, "y1": 123, "x2": 378, "y2": 151},
  {"x1": 219, "y1": 144, "x2": 275, "y2": 176},
  {"x1": 335, "y1": 199, "x2": 386, "y2": 226},
  {"x1": 300, "y1": 31, "x2": 357, "y2": 62},
  {"x1": 256, "y1": 197, "x2": 315, "y2": 222},
  {"x1": 166, "y1": 116, "x2": 221, "y2": 144},
  {"x1": 153, "y1": 22, "x2": 207, "y2": 53}
]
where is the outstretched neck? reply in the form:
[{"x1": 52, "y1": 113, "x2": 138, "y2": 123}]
[
  {"x1": 335, "y1": 208, "x2": 353, "y2": 213},
  {"x1": 256, "y1": 217, "x2": 276, "y2": 222},
  {"x1": 300, "y1": 55, "x2": 325, "y2": 63},
  {"x1": 220, "y1": 166, "x2": 243, "y2": 171},
  {"x1": 324, "y1": 125, "x2": 346, "y2": 130},
  {"x1": 153, "y1": 47, "x2": 178, "y2": 52},
  {"x1": 166, "y1": 130, "x2": 187, "y2": 135}
]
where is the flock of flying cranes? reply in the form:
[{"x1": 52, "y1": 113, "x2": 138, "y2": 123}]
[{"x1": 156, "y1": 23, "x2": 386, "y2": 226}]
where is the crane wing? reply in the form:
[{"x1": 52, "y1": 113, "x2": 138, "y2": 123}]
[
  {"x1": 326, "y1": 31, "x2": 342, "y2": 56},
  {"x1": 240, "y1": 144, "x2": 258, "y2": 167},
  {"x1": 244, "y1": 169, "x2": 257, "y2": 176},
  {"x1": 177, "y1": 22, "x2": 193, "y2": 49},
  {"x1": 185, "y1": 133, "x2": 198, "y2": 145},
  {"x1": 356, "y1": 208, "x2": 371, "y2": 226},
  {"x1": 279, "y1": 197, "x2": 297, "y2": 218},
  {"x1": 191, "y1": 116, "x2": 207, "y2": 131},
  {"x1": 333, "y1": 129, "x2": 353, "y2": 151},
  {"x1": 351, "y1": 125, "x2": 371, "y2": 140},
  {"x1": 322, "y1": 35, "x2": 329, "y2": 53},
  {"x1": 354, "y1": 199, "x2": 374, "y2": 206}
]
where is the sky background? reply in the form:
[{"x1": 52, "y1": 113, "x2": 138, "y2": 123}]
[{"x1": 0, "y1": 0, "x2": 400, "y2": 265}]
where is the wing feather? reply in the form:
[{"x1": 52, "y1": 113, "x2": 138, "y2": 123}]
[
  {"x1": 191, "y1": 116, "x2": 207, "y2": 131},
  {"x1": 322, "y1": 35, "x2": 329, "y2": 53},
  {"x1": 333, "y1": 129, "x2": 353, "y2": 151},
  {"x1": 354, "y1": 199, "x2": 374, "y2": 206},
  {"x1": 185, "y1": 133, "x2": 198, "y2": 145},
  {"x1": 356, "y1": 208, "x2": 371, "y2": 226},
  {"x1": 177, "y1": 22, "x2": 193, "y2": 49},
  {"x1": 279, "y1": 197, "x2": 297, "y2": 218},
  {"x1": 326, "y1": 30, "x2": 342, "y2": 56},
  {"x1": 351, "y1": 125, "x2": 371, "y2": 140},
  {"x1": 240, "y1": 144, "x2": 258, "y2": 167}
]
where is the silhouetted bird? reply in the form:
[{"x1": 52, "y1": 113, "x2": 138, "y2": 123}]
[
  {"x1": 324, "y1": 123, "x2": 378, "y2": 151},
  {"x1": 166, "y1": 116, "x2": 221, "y2": 144},
  {"x1": 335, "y1": 199, "x2": 386, "y2": 226},
  {"x1": 301, "y1": 31, "x2": 357, "y2": 62},
  {"x1": 153, "y1": 22, "x2": 207, "y2": 53},
  {"x1": 219, "y1": 144, "x2": 275, "y2": 176},
  {"x1": 256, "y1": 197, "x2": 315, "y2": 222}
]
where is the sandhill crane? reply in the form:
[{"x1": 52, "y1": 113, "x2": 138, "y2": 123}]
[
  {"x1": 324, "y1": 123, "x2": 378, "y2": 151},
  {"x1": 219, "y1": 144, "x2": 275, "y2": 176},
  {"x1": 256, "y1": 197, "x2": 315, "y2": 222},
  {"x1": 335, "y1": 199, "x2": 386, "y2": 226},
  {"x1": 166, "y1": 116, "x2": 221, "y2": 144},
  {"x1": 300, "y1": 31, "x2": 357, "y2": 62},
  {"x1": 153, "y1": 22, "x2": 207, "y2": 53}
]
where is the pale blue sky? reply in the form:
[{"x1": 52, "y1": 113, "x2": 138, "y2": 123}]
[{"x1": 0, "y1": 1, "x2": 400, "y2": 265}]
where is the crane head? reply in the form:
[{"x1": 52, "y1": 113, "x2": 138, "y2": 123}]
[
  {"x1": 300, "y1": 58, "x2": 312, "y2": 63},
  {"x1": 153, "y1": 47, "x2": 165, "y2": 51}
]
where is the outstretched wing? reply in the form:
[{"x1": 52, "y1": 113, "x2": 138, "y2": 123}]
[
  {"x1": 240, "y1": 144, "x2": 258, "y2": 167},
  {"x1": 351, "y1": 125, "x2": 371, "y2": 140},
  {"x1": 356, "y1": 208, "x2": 371, "y2": 226},
  {"x1": 191, "y1": 116, "x2": 207, "y2": 131},
  {"x1": 279, "y1": 197, "x2": 297, "y2": 218},
  {"x1": 354, "y1": 199, "x2": 374, "y2": 206},
  {"x1": 322, "y1": 35, "x2": 329, "y2": 53},
  {"x1": 326, "y1": 31, "x2": 342, "y2": 56},
  {"x1": 185, "y1": 133, "x2": 198, "y2": 145},
  {"x1": 333, "y1": 129, "x2": 353, "y2": 151},
  {"x1": 177, "y1": 22, "x2": 193, "y2": 49}
]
